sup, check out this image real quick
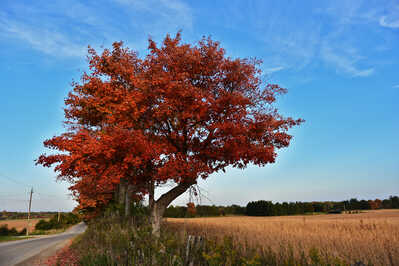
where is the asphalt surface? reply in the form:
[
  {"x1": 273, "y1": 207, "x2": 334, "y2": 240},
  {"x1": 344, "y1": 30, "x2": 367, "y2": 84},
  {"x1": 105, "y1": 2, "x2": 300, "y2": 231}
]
[{"x1": 0, "y1": 222, "x2": 87, "y2": 266}]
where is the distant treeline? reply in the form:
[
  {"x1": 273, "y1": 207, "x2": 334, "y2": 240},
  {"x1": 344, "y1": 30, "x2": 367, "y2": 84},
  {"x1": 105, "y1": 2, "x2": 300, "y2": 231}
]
[
  {"x1": 164, "y1": 196, "x2": 399, "y2": 218},
  {"x1": 0, "y1": 211, "x2": 58, "y2": 220},
  {"x1": 246, "y1": 196, "x2": 399, "y2": 216},
  {"x1": 164, "y1": 204, "x2": 246, "y2": 218}
]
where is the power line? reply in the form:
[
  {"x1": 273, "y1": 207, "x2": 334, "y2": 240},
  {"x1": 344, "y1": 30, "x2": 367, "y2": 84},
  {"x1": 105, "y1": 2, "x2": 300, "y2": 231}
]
[
  {"x1": 0, "y1": 198, "x2": 28, "y2": 202},
  {"x1": 0, "y1": 172, "x2": 67, "y2": 200},
  {"x1": 0, "y1": 172, "x2": 30, "y2": 188},
  {"x1": 35, "y1": 192, "x2": 66, "y2": 200}
]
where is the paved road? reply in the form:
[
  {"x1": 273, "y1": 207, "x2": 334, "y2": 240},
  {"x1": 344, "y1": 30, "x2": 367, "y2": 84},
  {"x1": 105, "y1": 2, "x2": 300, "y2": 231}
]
[{"x1": 0, "y1": 222, "x2": 86, "y2": 266}]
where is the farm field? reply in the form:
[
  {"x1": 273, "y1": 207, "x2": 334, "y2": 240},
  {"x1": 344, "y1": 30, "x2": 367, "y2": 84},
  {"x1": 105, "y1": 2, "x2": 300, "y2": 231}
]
[
  {"x1": 0, "y1": 218, "x2": 42, "y2": 232},
  {"x1": 166, "y1": 209, "x2": 399, "y2": 265}
]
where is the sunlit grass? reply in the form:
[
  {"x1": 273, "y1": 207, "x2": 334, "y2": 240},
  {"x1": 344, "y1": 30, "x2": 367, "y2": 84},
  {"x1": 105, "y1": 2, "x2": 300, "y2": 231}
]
[
  {"x1": 0, "y1": 235, "x2": 32, "y2": 242},
  {"x1": 166, "y1": 209, "x2": 399, "y2": 265}
]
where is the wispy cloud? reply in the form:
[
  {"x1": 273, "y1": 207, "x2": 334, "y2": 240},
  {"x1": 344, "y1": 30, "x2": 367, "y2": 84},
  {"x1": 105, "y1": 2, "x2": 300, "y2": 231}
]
[
  {"x1": 221, "y1": 1, "x2": 382, "y2": 78},
  {"x1": 393, "y1": 84, "x2": 399, "y2": 88},
  {"x1": 379, "y1": 16, "x2": 399, "y2": 28},
  {"x1": 113, "y1": 0, "x2": 193, "y2": 31},
  {"x1": 0, "y1": 0, "x2": 193, "y2": 59},
  {"x1": 263, "y1": 66, "x2": 284, "y2": 74},
  {"x1": 321, "y1": 43, "x2": 374, "y2": 77},
  {"x1": 0, "y1": 3, "x2": 99, "y2": 58},
  {"x1": 0, "y1": 16, "x2": 86, "y2": 57}
]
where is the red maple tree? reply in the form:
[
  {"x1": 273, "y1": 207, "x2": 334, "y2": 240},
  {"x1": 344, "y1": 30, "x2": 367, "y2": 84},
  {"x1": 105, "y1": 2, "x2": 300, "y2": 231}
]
[{"x1": 37, "y1": 33, "x2": 303, "y2": 235}]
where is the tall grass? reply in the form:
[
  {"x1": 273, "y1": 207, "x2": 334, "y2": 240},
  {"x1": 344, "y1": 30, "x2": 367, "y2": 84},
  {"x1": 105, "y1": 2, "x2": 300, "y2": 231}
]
[
  {"x1": 56, "y1": 209, "x2": 398, "y2": 265},
  {"x1": 166, "y1": 210, "x2": 399, "y2": 265},
  {"x1": 66, "y1": 216, "x2": 347, "y2": 265}
]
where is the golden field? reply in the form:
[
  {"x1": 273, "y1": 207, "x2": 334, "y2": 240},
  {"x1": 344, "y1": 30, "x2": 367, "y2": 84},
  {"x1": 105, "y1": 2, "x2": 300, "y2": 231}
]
[
  {"x1": 166, "y1": 209, "x2": 399, "y2": 265},
  {"x1": 0, "y1": 218, "x2": 42, "y2": 232}
]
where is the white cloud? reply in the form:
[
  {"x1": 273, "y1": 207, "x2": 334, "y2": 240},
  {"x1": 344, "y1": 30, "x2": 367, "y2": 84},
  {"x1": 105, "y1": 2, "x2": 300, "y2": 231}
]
[
  {"x1": 226, "y1": 1, "x2": 380, "y2": 78},
  {"x1": 114, "y1": 0, "x2": 193, "y2": 30},
  {"x1": 263, "y1": 66, "x2": 284, "y2": 74},
  {"x1": 379, "y1": 16, "x2": 399, "y2": 28},
  {"x1": 353, "y1": 68, "x2": 374, "y2": 77},
  {"x1": 1, "y1": 19, "x2": 86, "y2": 57},
  {"x1": 321, "y1": 43, "x2": 374, "y2": 77},
  {"x1": 0, "y1": 5, "x2": 97, "y2": 58},
  {"x1": 0, "y1": 0, "x2": 193, "y2": 60}
]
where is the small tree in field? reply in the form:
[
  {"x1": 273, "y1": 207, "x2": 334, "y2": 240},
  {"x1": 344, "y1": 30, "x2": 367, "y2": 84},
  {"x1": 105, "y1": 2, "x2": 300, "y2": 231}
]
[{"x1": 37, "y1": 33, "x2": 303, "y2": 235}]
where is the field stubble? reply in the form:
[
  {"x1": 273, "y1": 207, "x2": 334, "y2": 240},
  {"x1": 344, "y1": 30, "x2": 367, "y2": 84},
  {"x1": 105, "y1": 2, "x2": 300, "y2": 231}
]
[
  {"x1": 166, "y1": 209, "x2": 399, "y2": 265},
  {"x1": 0, "y1": 218, "x2": 42, "y2": 232}
]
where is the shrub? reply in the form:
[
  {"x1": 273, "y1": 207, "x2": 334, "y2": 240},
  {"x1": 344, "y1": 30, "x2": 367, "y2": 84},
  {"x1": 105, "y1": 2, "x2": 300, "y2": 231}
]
[
  {"x1": 35, "y1": 213, "x2": 81, "y2": 231},
  {"x1": 0, "y1": 224, "x2": 23, "y2": 236},
  {"x1": 0, "y1": 224, "x2": 9, "y2": 236},
  {"x1": 35, "y1": 219, "x2": 52, "y2": 230}
]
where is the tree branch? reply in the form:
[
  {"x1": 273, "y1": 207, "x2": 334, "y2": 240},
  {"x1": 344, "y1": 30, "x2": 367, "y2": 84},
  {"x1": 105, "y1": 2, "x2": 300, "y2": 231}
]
[{"x1": 156, "y1": 181, "x2": 195, "y2": 208}]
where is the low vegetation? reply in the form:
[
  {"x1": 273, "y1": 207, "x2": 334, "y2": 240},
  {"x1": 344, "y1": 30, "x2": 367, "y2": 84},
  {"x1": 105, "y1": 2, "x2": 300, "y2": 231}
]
[
  {"x1": 166, "y1": 209, "x2": 399, "y2": 265},
  {"x1": 0, "y1": 224, "x2": 26, "y2": 237},
  {"x1": 35, "y1": 212, "x2": 81, "y2": 231},
  {"x1": 53, "y1": 214, "x2": 347, "y2": 265},
  {"x1": 0, "y1": 235, "x2": 31, "y2": 242},
  {"x1": 50, "y1": 205, "x2": 398, "y2": 265}
]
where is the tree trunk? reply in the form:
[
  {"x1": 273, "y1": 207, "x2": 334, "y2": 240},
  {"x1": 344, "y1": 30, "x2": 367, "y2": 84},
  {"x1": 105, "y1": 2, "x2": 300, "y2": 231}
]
[
  {"x1": 150, "y1": 204, "x2": 164, "y2": 237},
  {"x1": 149, "y1": 181, "x2": 194, "y2": 237},
  {"x1": 119, "y1": 179, "x2": 127, "y2": 206},
  {"x1": 125, "y1": 184, "x2": 134, "y2": 217}
]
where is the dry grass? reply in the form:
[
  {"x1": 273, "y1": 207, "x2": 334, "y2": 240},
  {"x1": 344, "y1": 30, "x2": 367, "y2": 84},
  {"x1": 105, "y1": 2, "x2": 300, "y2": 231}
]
[
  {"x1": 166, "y1": 209, "x2": 399, "y2": 265},
  {"x1": 0, "y1": 218, "x2": 43, "y2": 232}
]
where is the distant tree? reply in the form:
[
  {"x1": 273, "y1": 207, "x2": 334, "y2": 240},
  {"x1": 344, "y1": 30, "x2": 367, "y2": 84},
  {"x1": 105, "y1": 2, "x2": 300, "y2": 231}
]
[
  {"x1": 391, "y1": 196, "x2": 399, "y2": 209},
  {"x1": 187, "y1": 202, "x2": 196, "y2": 217},
  {"x1": 360, "y1": 200, "x2": 370, "y2": 210},
  {"x1": 304, "y1": 202, "x2": 314, "y2": 213},
  {"x1": 382, "y1": 199, "x2": 392, "y2": 209},
  {"x1": 349, "y1": 198, "x2": 360, "y2": 210},
  {"x1": 369, "y1": 199, "x2": 382, "y2": 210}
]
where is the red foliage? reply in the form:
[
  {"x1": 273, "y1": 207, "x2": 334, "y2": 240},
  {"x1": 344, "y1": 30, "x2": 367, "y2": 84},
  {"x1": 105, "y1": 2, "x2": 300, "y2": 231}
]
[
  {"x1": 187, "y1": 202, "x2": 196, "y2": 216},
  {"x1": 369, "y1": 199, "x2": 382, "y2": 210},
  {"x1": 36, "y1": 33, "x2": 303, "y2": 218}
]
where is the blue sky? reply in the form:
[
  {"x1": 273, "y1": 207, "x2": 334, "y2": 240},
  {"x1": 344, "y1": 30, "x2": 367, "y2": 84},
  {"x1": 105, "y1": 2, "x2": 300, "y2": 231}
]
[{"x1": 0, "y1": 0, "x2": 398, "y2": 211}]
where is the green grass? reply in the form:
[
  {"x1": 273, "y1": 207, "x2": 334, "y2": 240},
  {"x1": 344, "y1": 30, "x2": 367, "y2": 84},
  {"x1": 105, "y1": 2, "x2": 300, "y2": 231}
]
[
  {"x1": 0, "y1": 235, "x2": 32, "y2": 242},
  {"x1": 30, "y1": 228, "x2": 67, "y2": 236}
]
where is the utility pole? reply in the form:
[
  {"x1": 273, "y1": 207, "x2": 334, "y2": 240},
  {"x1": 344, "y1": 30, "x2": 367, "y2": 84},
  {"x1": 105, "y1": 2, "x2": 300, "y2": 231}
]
[
  {"x1": 26, "y1": 188, "x2": 33, "y2": 236},
  {"x1": 58, "y1": 210, "x2": 60, "y2": 223}
]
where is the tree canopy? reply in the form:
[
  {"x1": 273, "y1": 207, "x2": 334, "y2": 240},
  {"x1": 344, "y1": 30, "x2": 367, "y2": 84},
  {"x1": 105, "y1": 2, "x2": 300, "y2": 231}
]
[{"x1": 37, "y1": 33, "x2": 303, "y2": 233}]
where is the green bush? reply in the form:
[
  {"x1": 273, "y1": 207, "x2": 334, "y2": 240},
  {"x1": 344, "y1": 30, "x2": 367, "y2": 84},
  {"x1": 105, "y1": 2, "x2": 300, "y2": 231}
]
[
  {"x1": 0, "y1": 224, "x2": 24, "y2": 236},
  {"x1": 35, "y1": 219, "x2": 52, "y2": 230},
  {"x1": 0, "y1": 225, "x2": 9, "y2": 236},
  {"x1": 35, "y1": 213, "x2": 81, "y2": 231}
]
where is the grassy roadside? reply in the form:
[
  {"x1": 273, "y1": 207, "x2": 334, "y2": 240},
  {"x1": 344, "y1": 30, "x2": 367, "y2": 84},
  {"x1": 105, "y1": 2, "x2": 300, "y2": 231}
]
[
  {"x1": 0, "y1": 228, "x2": 69, "y2": 243},
  {"x1": 0, "y1": 235, "x2": 32, "y2": 242},
  {"x1": 50, "y1": 216, "x2": 353, "y2": 266},
  {"x1": 47, "y1": 209, "x2": 399, "y2": 265},
  {"x1": 30, "y1": 228, "x2": 68, "y2": 236}
]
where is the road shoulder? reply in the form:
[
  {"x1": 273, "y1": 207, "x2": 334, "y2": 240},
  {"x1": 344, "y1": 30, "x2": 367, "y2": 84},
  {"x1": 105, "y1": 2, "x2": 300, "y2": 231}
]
[{"x1": 16, "y1": 238, "x2": 72, "y2": 266}]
